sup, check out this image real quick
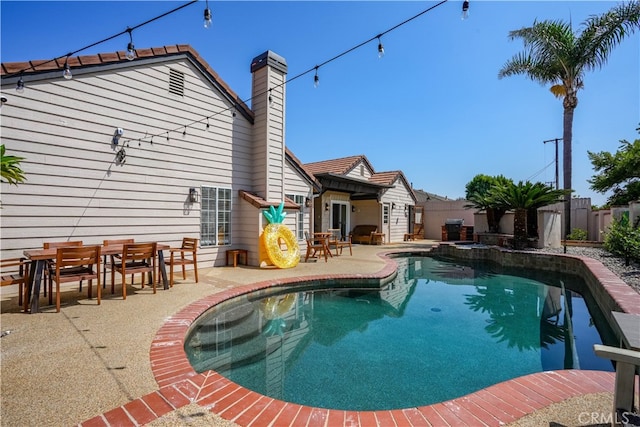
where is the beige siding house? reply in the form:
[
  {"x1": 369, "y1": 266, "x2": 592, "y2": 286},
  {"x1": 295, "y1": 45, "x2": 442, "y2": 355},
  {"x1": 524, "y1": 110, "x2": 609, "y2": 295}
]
[
  {"x1": 304, "y1": 155, "x2": 417, "y2": 243},
  {"x1": 1, "y1": 46, "x2": 317, "y2": 267}
]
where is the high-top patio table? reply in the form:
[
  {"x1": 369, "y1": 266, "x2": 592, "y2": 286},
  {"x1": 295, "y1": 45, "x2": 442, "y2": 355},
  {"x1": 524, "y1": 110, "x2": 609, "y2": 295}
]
[
  {"x1": 312, "y1": 232, "x2": 334, "y2": 258},
  {"x1": 23, "y1": 243, "x2": 170, "y2": 313}
]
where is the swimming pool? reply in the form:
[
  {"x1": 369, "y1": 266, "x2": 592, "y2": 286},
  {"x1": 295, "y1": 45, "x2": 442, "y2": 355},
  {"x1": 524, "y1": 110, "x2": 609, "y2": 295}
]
[{"x1": 184, "y1": 255, "x2": 615, "y2": 411}]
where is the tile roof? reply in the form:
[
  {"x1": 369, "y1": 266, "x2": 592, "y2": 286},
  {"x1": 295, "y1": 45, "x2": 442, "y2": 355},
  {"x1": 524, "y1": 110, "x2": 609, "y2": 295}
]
[
  {"x1": 304, "y1": 155, "x2": 374, "y2": 176},
  {"x1": 0, "y1": 44, "x2": 253, "y2": 120},
  {"x1": 369, "y1": 171, "x2": 401, "y2": 186}
]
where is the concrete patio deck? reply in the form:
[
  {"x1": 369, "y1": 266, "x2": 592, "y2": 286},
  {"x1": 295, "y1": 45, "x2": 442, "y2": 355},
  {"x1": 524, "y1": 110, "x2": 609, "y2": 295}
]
[{"x1": 0, "y1": 240, "x2": 627, "y2": 426}]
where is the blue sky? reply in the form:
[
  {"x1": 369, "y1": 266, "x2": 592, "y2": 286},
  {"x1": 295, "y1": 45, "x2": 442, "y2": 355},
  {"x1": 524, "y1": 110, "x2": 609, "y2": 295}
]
[{"x1": 1, "y1": 1, "x2": 638, "y2": 206}]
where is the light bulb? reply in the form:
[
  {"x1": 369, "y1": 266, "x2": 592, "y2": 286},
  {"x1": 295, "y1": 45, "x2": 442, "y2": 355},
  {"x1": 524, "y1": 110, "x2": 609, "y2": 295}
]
[
  {"x1": 63, "y1": 62, "x2": 73, "y2": 80},
  {"x1": 16, "y1": 77, "x2": 24, "y2": 93},
  {"x1": 461, "y1": 1, "x2": 469, "y2": 20},
  {"x1": 204, "y1": 8, "x2": 212, "y2": 29},
  {"x1": 126, "y1": 42, "x2": 136, "y2": 61}
]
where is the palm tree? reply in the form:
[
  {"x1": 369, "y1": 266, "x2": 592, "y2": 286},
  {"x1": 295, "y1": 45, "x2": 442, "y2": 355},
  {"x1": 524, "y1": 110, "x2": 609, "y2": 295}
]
[
  {"x1": 491, "y1": 181, "x2": 569, "y2": 249},
  {"x1": 464, "y1": 174, "x2": 512, "y2": 233},
  {"x1": 498, "y1": 2, "x2": 640, "y2": 238}
]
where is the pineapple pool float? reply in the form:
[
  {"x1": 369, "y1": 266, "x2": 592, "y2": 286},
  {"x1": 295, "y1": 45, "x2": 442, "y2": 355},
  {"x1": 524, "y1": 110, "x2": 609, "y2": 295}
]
[{"x1": 261, "y1": 202, "x2": 300, "y2": 268}]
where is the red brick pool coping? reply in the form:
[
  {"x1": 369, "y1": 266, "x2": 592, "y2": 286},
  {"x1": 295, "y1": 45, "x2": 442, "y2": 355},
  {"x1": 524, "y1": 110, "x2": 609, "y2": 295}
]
[{"x1": 79, "y1": 250, "x2": 640, "y2": 427}]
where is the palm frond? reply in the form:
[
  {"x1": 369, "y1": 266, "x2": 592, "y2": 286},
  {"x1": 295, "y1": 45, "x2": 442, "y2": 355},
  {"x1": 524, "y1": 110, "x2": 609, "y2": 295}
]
[
  {"x1": 1, "y1": 144, "x2": 27, "y2": 186},
  {"x1": 576, "y1": 1, "x2": 640, "y2": 72},
  {"x1": 550, "y1": 84, "x2": 566, "y2": 98}
]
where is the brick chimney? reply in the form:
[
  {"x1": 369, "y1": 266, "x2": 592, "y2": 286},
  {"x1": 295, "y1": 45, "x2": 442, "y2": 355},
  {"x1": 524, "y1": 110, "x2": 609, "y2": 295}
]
[{"x1": 250, "y1": 51, "x2": 288, "y2": 202}]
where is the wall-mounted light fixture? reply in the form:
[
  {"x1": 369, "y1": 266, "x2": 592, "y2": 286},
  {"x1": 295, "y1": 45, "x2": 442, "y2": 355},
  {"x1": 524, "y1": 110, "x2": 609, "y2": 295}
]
[
  {"x1": 112, "y1": 128, "x2": 124, "y2": 145},
  {"x1": 351, "y1": 205, "x2": 356, "y2": 213},
  {"x1": 189, "y1": 187, "x2": 199, "y2": 203},
  {"x1": 305, "y1": 198, "x2": 311, "y2": 208},
  {"x1": 392, "y1": 202, "x2": 396, "y2": 210},
  {"x1": 16, "y1": 76, "x2": 24, "y2": 93},
  {"x1": 0, "y1": 96, "x2": 7, "y2": 107},
  {"x1": 325, "y1": 202, "x2": 329, "y2": 211}
]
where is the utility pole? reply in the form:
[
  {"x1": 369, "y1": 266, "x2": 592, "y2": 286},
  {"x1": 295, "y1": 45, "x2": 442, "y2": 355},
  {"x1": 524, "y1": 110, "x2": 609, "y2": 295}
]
[{"x1": 543, "y1": 138, "x2": 562, "y2": 190}]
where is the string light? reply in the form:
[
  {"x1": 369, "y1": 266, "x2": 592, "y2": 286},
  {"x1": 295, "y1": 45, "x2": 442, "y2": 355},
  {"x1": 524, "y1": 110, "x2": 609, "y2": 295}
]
[
  {"x1": 115, "y1": 0, "x2": 449, "y2": 149},
  {"x1": 462, "y1": 1, "x2": 470, "y2": 20},
  {"x1": 125, "y1": 28, "x2": 136, "y2": 61},
  {"x1": 1, "y1": 1, "x2": 198, "y2": 83},
  {"x1": 31, "y1": 0, "x2": 449, "y2": 149},
  {"x1": 377, "y1": 35, "x2": 385, "y2": 58},
  {"x1": 63, "y1": 55, "x2": 73, "y2": 80},
  {"x1": 204, "y1": 0, "x2": 212, "y2": 29}
]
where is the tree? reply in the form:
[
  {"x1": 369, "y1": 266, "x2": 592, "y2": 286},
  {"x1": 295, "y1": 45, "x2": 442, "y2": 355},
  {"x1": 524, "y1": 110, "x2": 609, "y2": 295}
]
[
  {"x1": 588, "y1": 128, "x2": 640, "y2": 206},
  {"x1": 464, "y1": 174, "x2": 512, "y2": 233},
  {"x1": 491, "y1": 181, "x2": 569, "y2": 249},
  {"x1": 498, "y1": 1, "x2": 640, "y2": 238},
  {"x1": 0, "y1": 144, "x2": 26, "y2": 185}
]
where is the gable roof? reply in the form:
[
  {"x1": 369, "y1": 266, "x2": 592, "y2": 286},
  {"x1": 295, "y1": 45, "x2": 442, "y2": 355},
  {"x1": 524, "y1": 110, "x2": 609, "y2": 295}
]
[
  {"x1": 371, "y1": 170, "x2": 417, "y2": 203},
  {"x1": 1, "y1": 44, "x2": 254, "y2": 122},
  {"x1": 303, "y1": 155, "x2": 417, "y2": 202},
  {"x1": 304, "y1": 154, "x2": 375, "y2": 176}
]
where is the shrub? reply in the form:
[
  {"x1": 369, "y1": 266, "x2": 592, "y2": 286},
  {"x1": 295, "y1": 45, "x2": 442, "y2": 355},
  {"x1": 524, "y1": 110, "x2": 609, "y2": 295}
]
[
  {"x1": 566, "y1": 228, "x2": 588, "y2": 241},
  {"x1": 604, "y1": 215, "x2": 640, "y2": 266}
]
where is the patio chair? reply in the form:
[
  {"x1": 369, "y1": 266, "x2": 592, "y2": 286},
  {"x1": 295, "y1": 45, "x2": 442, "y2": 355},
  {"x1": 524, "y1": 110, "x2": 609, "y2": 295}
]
[
  {"x1": 168, "y1": 237, "x2": 199, "y2": 287},
  {"x1": 1, "y1": 257, "x2": 30, "y2": 310},
  {"x1": 102, "y1": 239, "x2": 135, "y2": 289},
  {"x1": 49, "y1": 245, "x2": 101, "y2": 312},
  {"x1": 304, "y1": 232, "x2": 328, "y2": 262},
  {"x1": 110, "y1": 242, "x2": 157, "y2": 300},
  {"x1": 593, "y1": 344, "x2": 640, "y2": 419},
  {"x1": 43, "y1": 240, "x2": 83, "y2": 304},
  {"x1": 327, "y1": 229, "x2": 352, "y2": 256}
]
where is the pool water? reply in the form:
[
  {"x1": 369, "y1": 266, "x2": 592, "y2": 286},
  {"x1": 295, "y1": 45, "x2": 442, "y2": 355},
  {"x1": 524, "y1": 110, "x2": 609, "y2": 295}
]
[{"x1": 185, "y1": 256, "x2": 615, "y2": 411}]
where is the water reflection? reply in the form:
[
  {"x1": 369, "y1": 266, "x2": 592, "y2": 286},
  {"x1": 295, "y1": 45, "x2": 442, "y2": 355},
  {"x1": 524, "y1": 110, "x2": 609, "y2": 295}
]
[{"x1": 184, "y1": 256, "x2": 612, "y2": 410}]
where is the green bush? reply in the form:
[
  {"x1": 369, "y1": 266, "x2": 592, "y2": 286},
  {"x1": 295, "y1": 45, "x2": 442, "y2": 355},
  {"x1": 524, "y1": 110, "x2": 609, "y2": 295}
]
[
  {"x1": 604, "y1": 215, "x2": 640, "y2": 266},
  {"x1": 566, "y1": 228, "x2": 588, "y2": 241}
]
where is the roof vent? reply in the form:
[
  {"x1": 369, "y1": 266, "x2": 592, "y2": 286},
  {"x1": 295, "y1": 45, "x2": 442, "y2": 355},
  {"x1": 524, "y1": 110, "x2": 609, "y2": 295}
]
[{"x1": 169, "y1": 69, "x2": 184, "y2": 97}]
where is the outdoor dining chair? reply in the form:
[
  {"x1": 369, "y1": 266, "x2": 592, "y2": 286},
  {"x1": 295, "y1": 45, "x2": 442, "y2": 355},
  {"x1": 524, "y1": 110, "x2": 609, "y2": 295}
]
[
  {"x1": 102, "y1": 239, "x2": 135, "y2": 289},
  {"x1": 304, "y1": 232, "x2": 328, "y2": 262},
  {"x1": 168, "y1": 237, "x2": 198, "y2": 287},
  {"x1": 1, "y1": 257, "x2": 30, "y2": 310},
  {"x1": 110, "y1": 242, "x2": 157, "y2": 300},
  {"x1": 49, "y1": 245, "x2": 101, "y2": 313},
  {"x1": 43, "y1": 240, "x2": 83, "y2": 304},
  {"x1": 327, "y1": 228, "x2": 353, "y2": 256}
]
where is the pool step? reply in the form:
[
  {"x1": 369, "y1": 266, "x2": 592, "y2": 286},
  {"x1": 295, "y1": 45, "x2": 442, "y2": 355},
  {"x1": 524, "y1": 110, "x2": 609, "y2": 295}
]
[{"x1": 189, "y1": 333, "x2": 283, "y2": 373}]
